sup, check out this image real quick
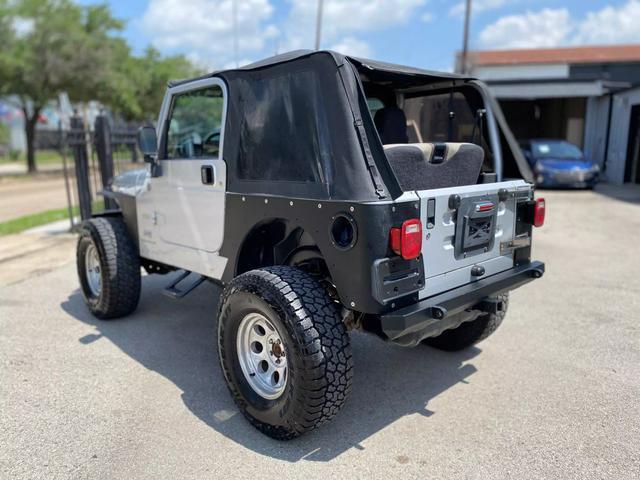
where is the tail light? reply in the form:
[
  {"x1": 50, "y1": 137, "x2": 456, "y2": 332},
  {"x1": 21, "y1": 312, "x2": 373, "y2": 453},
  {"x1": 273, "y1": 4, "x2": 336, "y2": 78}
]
[
  {"x1": 533, "y1": 197, "x2": 545, "y2": 227},
  {"x1": 390, "y1": 219, "x2": 422, "y2": 260}
]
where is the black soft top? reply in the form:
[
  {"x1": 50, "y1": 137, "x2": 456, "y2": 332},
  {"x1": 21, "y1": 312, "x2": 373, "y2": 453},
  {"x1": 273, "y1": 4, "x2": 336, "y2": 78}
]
[
  {"x1": 168, "y1": 50, "x2": 473, "y2": 88},
  {"x1": 169, "y1": 51, "x2": 529, "y2": 201}
]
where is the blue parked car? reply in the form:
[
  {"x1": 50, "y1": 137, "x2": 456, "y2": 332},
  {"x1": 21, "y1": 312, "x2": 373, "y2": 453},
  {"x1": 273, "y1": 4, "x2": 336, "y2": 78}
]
[{"x1": 520, "y1": 139, "x2": 600, "y2": 188}]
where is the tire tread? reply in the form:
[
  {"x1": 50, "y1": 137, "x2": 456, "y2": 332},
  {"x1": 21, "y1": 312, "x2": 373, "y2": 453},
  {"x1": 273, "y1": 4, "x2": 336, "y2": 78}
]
[
  {"x1": 218, "y1": 266, "x2": 353, "y2": 440},
  {"x1": 77, "y1": 216, "x2": 140, "y2": 319}
]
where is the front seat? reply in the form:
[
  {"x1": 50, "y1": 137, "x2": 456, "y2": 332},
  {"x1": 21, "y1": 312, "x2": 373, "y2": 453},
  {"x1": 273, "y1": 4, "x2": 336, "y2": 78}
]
[{"x1": 374, "y1": 106, "x2": 409, "y2": 144}]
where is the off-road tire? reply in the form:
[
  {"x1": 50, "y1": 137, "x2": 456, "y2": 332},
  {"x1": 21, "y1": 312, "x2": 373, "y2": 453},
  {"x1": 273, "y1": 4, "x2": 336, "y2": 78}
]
[
  {"x1": 424, "y1": 293, "x2": 509, "y2": 351},
  {"x1": 217, "y1": 266, "x2": 353, "y2": 440},
  {"x1": 77, "y1": 217, "x2": 141, "y2": 319}
]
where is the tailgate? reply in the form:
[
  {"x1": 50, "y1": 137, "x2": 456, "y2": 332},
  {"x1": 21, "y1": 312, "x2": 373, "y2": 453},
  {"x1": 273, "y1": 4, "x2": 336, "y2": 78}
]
[{"x1": 417, "y1": 180, "x2": 533, "y2": 299}]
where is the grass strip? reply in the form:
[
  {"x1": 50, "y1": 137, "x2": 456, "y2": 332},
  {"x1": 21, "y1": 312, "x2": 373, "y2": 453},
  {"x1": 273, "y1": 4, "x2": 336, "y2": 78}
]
[{"x1": 0, "y1": 201, "x2": 103, "y2": 236}]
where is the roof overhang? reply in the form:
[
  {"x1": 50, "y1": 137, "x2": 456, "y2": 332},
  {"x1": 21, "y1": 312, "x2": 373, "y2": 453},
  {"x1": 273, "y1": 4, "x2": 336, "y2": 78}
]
[{"x1": 486, "y1": 79, "x2": 630, "y2": 99}]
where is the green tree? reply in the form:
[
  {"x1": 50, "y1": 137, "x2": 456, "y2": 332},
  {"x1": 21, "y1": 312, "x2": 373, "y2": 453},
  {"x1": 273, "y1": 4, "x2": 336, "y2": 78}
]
[
  {"x1": 0, "y1": 0, "x2": 126, "y2": 172},
  {"x1": 103, "y1": 47, "x2": 199, "y2": 122},
  {"x1": 134, "y1": 48, "x2": 199, "y2": 122},
  {"x1": 0, "y1": 0, "x2": 200, "y2": 172}
]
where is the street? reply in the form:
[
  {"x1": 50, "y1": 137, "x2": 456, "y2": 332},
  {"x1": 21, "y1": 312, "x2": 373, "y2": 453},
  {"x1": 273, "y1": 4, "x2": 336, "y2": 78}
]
[
  {"x1": 1, "y1": 186, "x2": 639, "y2": 479},
  {"x1": 0, "y1": 175, "x2": 70, "y2": 222}
]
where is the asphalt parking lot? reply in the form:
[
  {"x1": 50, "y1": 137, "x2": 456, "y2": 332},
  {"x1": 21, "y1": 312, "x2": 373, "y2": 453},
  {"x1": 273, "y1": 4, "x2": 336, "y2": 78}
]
[{"x1": 1, "y1": 186, "x2": 639, "y2": 479}]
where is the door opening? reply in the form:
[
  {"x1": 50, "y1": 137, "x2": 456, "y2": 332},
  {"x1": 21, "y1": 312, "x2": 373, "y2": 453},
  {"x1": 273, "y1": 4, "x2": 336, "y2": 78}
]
[{"x1": 624, "y1": 104, "x2": 640, "y2": 184}]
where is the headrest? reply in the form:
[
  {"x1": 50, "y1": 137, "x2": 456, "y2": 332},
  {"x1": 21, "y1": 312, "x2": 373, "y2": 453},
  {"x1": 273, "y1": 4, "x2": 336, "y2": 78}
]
[
  {"x1": 383, "y1": 143, "x2": 467, "y2": 164},
  {"x1": 374, "y1": 106, "x2": 409, "y2": 144}
]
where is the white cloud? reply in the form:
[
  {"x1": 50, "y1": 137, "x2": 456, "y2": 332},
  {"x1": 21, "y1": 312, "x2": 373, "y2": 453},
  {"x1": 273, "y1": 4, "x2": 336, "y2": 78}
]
[
  {"x1": 283, "y1": 0, "x2": 426, "y2": 53},
  {"x1": 421, "y1": 12, "x2": 434, "y2": 23},
  {"x1": 139, "y1": 0, "x2": 431, "y2": 68},
  {"x1": 479, "y1": 8, "x2": 570, "y2": 49},
  {"x1": 139, "y1": 0, "x2": 276, "y2": 69},
  {"x1": 479, "y1": 1, "x2": 640, "y2": 50},
  {"x1": 574, "y1": 0, "x2": 640, "y2": 45},
  {"x1": 329, "y1": 36, "x2": 372, "y2": 57},
  {"x1": 449, "y1": 0, "x2": 510, "y2": 18}
]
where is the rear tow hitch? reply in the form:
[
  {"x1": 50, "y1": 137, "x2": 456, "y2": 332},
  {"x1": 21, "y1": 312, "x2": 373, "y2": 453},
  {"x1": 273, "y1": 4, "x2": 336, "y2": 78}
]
[{"x1": 477, "y1": 297, "x2": 505, "y2": 315}]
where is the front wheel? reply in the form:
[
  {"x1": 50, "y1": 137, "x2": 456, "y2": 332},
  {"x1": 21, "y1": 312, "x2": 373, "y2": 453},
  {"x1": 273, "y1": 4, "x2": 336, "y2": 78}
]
[
  {"x1": 424, "y1": 293, "x2": 509, "y2": 351},
  {"x1": 217, "y1": 266, "x2": 353, "y2": 440},
  {"x1": 76, "y1": 217, "x2": 141, "y2": 319}
]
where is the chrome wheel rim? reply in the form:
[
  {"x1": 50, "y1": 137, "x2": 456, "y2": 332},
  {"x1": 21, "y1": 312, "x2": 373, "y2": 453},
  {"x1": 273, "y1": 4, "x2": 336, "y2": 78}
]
[
  {"x1": 236, "y1": 312, "x2": 287, "y2": 400},
  {"x1": 85, "y1": 244, "x2": 102, "y2": 297}
]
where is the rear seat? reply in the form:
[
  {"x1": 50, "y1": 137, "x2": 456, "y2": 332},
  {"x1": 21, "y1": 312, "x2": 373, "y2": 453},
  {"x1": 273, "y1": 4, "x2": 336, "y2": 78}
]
[{"x1": 383, "y1": 142, "x2": 484, "y2": 191}]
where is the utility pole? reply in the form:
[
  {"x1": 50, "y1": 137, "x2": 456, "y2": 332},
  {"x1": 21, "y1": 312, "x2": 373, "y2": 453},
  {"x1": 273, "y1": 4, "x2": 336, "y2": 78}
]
[
  {"x1": 232, "y1": 0, "x2": 239, "y2": 67},
  {"x1": 314, "y1": 0, "x2": 324, "y2": 50},
  {"x1": 460, "y1": 0, "x2": 472, "y2": 74}
]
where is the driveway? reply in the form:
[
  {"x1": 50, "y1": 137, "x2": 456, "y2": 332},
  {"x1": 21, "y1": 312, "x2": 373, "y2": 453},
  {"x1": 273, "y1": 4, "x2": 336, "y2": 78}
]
[{"x1": 1, "y1": 186, "x2": 639, "y2": 479}]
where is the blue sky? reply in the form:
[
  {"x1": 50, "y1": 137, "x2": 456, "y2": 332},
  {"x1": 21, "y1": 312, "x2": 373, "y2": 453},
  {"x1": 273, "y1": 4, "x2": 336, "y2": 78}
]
[{"x1": 78, "y1": 0, "x2": 640, "y2": 71}]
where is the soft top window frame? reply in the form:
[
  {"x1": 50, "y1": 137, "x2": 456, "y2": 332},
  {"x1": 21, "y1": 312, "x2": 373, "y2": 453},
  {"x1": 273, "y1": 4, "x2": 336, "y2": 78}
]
[{"x1": 156, "y1": 77, "x2": 229, "y2": 163}]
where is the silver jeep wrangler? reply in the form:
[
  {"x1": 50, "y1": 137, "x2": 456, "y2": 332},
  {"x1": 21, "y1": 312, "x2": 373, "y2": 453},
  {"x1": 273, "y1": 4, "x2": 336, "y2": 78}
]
[{"x1": 76, "y1": 50, "x2": 545, "y2": 439}]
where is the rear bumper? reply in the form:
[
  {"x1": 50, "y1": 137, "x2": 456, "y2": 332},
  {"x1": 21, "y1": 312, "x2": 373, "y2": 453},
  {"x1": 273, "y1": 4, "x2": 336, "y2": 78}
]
[{"x1": 379, "y1": 261, "x2": 545, "y2": 346}]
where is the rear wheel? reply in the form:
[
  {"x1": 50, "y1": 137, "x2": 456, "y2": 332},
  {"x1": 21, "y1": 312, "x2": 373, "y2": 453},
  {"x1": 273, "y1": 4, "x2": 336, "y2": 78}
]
[
  {"x1": 424, "y1": 293, "x2": 509, "y2": 351},
  {"x1": 77, "y1": 217, "x2": 141, "y2": 319},
  {"x1": 217, "y1": 266, "x2": 353, "y2": 440}
]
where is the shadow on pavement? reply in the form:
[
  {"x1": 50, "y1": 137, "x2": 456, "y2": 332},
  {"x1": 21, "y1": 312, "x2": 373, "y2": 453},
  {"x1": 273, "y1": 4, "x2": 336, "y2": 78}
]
[{"x1": 62, "y1": 272, "x2": 480, "y2": 462}]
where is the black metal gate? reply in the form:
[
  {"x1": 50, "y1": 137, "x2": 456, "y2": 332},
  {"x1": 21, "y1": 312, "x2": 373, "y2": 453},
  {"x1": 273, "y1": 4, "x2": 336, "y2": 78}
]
[{"x1": 64, "y1": 115, "x2": 139, "y2": 224}]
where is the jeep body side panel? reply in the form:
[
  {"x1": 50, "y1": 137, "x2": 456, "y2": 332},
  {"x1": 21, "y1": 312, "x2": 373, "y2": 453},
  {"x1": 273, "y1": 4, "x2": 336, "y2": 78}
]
[{"x1": 218, "y1": 192, "x2": 422, "y2": 314}]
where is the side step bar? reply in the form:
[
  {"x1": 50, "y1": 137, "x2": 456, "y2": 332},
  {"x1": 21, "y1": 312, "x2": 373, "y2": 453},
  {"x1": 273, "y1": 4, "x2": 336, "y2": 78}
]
[{"x1": 162, "y1": 270, "x2": 206, "y2": 299}]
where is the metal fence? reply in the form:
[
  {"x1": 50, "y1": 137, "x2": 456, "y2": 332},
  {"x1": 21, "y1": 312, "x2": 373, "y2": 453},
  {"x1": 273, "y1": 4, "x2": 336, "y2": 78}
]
[{"x1": 42, "y1": 115, "x2": 140, "y2": 228}]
